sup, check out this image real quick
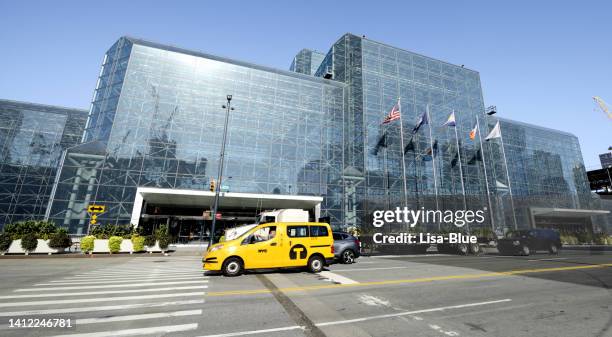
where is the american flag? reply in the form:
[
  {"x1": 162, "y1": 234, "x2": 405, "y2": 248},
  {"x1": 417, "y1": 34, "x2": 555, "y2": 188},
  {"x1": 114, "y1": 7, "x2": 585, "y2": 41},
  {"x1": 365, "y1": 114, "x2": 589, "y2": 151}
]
[{"x1": 382, "y1": 104, "x2": 400, "y2": 124}]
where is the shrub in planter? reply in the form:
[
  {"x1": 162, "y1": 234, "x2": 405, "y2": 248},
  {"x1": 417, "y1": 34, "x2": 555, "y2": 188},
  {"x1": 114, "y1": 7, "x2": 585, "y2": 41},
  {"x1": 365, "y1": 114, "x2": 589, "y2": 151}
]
[
  {"x1": 143, "y1": 235, "x2": 156, "y2": 247},
  {"x1": 0, "y1": 232, "x2": 12, "y2": 252},
  {"x1": 108, "y1": 236, "x2": 123, "y2": 254},
  {"x1": 155, "y1": 225, "x2": 170, "y2": 250},
  {"x1": 49, "y1": 229, "x2": 72, "y2": 251},
  {"x1": 81, "y1": 235, "x2": 95, "y2": 253},
  {"x1": 131, "y1": 234, "x2": 145, "y2": 252},
  {"x1": 21, "y1": 233, "x2": 38, "y2": 253}
]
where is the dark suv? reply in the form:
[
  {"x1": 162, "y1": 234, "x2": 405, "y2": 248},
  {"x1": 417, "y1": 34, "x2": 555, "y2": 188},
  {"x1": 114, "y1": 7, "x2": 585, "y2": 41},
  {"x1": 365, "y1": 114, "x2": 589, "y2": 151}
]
[
  {"x1": 497, "y1": 229, "x2": 561, "y2": 256},
  {"x1": 333, "y1": 232, "x2": 360, "y2": 264}
]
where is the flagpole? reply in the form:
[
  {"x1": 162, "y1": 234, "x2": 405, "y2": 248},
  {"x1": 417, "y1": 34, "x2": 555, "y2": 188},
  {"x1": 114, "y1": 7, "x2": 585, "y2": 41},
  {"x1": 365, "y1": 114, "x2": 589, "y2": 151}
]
[
  {"x1": 426, "y1": 104, "x2": 440, "y2": 230},
  {"x1": 452, "y1": 110, "x2": 467, "y2": 213},
  {"x1": 497, "y1": 122, "x2": 518, "y2": 230},
  {"x1": 398, "y1": 98, "x2": 409, "y2": 220},
  {"x1": 476, "y1": 115, "x2": 495, "y2": 233}
]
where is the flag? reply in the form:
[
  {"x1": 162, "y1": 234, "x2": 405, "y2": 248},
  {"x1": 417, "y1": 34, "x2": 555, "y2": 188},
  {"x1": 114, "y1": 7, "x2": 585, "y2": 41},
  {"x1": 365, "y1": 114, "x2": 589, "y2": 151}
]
[
  {"x1": 424, "y1": 140, "x2": 438, "y2": 159},
  {"x1": 451, "y1": 152, "x2": 459, "y2": 167},
  {"x1": 404, "y1": 137, "x2": 415, "y2": 153},
  {"x1": 467, "y1": 149, "x2": 482, "y2": 165},
  {"x1": 382, "y1": 103, "x2": 400, "y2": 124},
  {"x1": 469, "y1": 123, "x2": 478, "y2": 140},
  {"x1": 443, "y1": 111, "x2": 456, "y2": 127},
  {"x1": 485, "y1": 121, "x2": 502, "y2": 141},
  {"x1": 372, "y1": 133, "x2": 387, "y2": 155},
  {"x1": 495, "y1": 180, "x2": 508, "y2": 189},
  {"x1": 412, "y1": 111, "x2": 428, "y2": 133}
]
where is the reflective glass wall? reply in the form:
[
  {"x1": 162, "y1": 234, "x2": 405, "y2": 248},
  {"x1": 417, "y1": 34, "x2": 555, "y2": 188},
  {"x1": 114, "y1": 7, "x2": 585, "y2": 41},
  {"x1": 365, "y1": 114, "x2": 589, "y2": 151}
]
[
  {"x1": 48, "y1": 38, "x2": 345, "y2": 233},
  {"x1": 290, "y1": 49, "x2": 326, "y2": 76},
  {"x1": 319, "y1": 34, "x2": 493, "y2": 232},
  {"x1": 0, "y1": 100, "x2": 87, "y2": 227}
]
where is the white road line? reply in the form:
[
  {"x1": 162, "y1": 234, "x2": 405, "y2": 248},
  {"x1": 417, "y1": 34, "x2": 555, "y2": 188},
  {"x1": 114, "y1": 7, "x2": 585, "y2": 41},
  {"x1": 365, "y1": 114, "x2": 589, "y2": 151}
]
[
  {"x1": 49, "y1": 323, "x2": 198, "y2": 337},
  {"x1": 59, "y1": 274, "x2": 206, "y2": 282},
  {"x1": 0, "y1": 286, "x2": 208, "y2": 299},
  {"x1": 42, "y1": 276, "x2": 203, "y2": 285},
  {"x1": 193, "y1": 299, "x2": 511, "y2": 337},
  {"x1": 71, "y1": 270, "x2": 202, "y2": 275},
  {"x1": 195, "y1": 325, "x2": 305, "y2": 337},
  {"x1": 318, "y1": 271, "x2": 359, "y2": 284},
  {"x1": 17, "y1": 280, "x2": 206, "y2": 292},
  {"x1": 527, "y1": 257, "x2": 569, "y2": 261},
  {"x1": 333, "y1": 266, "x2": 410, "y2": 272},
  {"x1": 316, "y1": 299, "x2": 512, "y2": 326},
  {"x1": 0, "y1": 292, "x2": 205, "y2": 308},
  {"x1": 76, "y1": 309, "x2": 202, "y2": 324},
  {"x1": 0, "y1": 299, "x2": 204, "y2": 317}
]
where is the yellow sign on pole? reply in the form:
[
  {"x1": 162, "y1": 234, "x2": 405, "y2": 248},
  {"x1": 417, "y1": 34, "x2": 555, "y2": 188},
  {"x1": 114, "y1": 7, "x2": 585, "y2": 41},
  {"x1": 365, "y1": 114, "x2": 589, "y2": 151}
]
[{"x1": 88, "y1": 205, "x2": 105, "y2": 213}]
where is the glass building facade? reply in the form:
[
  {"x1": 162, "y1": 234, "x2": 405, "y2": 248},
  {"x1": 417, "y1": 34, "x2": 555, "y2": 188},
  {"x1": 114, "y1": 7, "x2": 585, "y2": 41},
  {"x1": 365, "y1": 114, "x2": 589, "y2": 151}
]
[
  {"x1": 2, "y1": 33, "x2": 602, "y2": 235},
  {"x1": 0, "y1": 99, "x2": 87, "y2": 227},
  {"x1": 46, "y1": 37, "x2": 345, "y2": 234},
  {"x1": 290, "y1": 49, "x2": 326, "y2": 76}
]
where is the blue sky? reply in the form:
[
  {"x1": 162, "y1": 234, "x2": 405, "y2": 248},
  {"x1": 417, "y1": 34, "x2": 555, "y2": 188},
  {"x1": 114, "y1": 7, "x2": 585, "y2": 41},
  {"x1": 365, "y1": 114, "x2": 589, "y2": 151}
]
[{"x1": 0, "y1": 0, "x2": 610, "y2": 168}]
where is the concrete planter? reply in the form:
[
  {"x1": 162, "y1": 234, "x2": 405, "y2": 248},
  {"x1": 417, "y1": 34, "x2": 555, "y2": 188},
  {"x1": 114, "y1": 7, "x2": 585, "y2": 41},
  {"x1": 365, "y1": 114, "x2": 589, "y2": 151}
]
[
  {"x1": 5, "y1": 239, "x2": 60, "y2": 255},
  {"x1": 146, "y1": 241, "x2": 169, "y2": 253},
  {"x1": 91, "y1": 239, "x2": 135, "y2": 254}
]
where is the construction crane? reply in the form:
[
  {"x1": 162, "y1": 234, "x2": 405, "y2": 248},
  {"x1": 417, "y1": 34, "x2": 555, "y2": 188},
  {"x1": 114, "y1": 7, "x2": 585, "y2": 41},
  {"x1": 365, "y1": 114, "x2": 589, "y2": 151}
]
[{"x1": 593, "y1": 96, "x2": 612, "y2": 119}]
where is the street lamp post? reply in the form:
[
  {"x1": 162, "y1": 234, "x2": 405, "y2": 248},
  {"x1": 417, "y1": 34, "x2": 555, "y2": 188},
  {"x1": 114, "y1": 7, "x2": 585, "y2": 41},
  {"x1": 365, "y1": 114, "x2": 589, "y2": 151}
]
[{"x1": 209, "y1": 95, "x2": 233, "y2": 247}]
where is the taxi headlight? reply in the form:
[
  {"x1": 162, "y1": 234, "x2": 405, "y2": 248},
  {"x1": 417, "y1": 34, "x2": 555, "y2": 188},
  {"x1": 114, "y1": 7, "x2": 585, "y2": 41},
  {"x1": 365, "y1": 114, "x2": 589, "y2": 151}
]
[
  {"x1": 209, "y1": 244, "x2": 224, "y2": 252},
  {"x1": 512, "y1": 240, "x2": 520, "y2": 246}
]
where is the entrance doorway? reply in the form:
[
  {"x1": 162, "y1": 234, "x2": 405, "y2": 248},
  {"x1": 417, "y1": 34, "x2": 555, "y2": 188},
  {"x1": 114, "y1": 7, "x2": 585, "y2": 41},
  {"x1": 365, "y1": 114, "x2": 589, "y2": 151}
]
[{"x1": 132, "y1": 188, "x2": 324, "y2": 244}]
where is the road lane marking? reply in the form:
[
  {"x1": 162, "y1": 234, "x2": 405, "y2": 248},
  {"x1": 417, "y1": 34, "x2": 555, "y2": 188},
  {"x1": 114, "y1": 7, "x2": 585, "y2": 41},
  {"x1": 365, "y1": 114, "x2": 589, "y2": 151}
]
[
  {"x1": 358, "y1": 294, "x2": 390, "y2": 307},
  {"x1": 206, "y1": 263, "x2": 612, "y2": 297},
  {"x1": 49, "y1": 323, "x2": 198, "y2": 337},
  {"x1": 318, "y1": 271, "x2": 359, "y2": 284},
  {"x1": 0, "y1": 292, "x2": 206, "y2": 307},
  {"x1": 194, "y1": 299, "x2": 511, "y2": 337},
  {"x1": 76, "y1": 309, "x2": 202, "y2": 324},
  {"x1": 527, "y1": 257, "x2": 569, "y2": 261},
  {"x1": 42, "y1": 276, "x2": 203, "y2": 285},
  {"x1": 195, "y1": 325, "x2": 305, "y2": 337},
  {"x1": 333, "y1": 266, "x2": 410, "y2": 272},
  {"x1": 315, "y1": 299, "x2": 512, "y2": 326},
  {"x1": 0, "y1": 299, "x2": 204, "y2": 317},
  {"x1": 17, "y1": 280, "x2": 207, "y2": 291},
  {"x1": 0, "y1": 286, "x2": 208, "y2": 299}
]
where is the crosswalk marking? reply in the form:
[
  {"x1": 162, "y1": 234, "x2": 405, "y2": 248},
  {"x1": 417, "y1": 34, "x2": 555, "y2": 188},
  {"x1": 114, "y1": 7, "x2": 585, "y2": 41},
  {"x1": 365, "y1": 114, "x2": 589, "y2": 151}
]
[
  {"x1": 0, "y1": 285, "x2": 208, "y2": 299},
  {"x1": 42, "y1": 276, "x2": 204, "y2": 285},
  {"x1": 0, "y1": 257, "x2": 207, "y2": 336},
  {"x1": 49, "y1": 323, "x2": 199, "y2": 337},
  {"x1": 0, "y1": 299, "x2": 205, "y2": 317},
  {"x1": 0, "y1": 292, "x2": 206, "y2": 308},
  {"x1": 76, "y1": 309, "x2": 202, "y2": 324},
  {"x1": 17, "y1": 280, "x2": 206, "y2": 291}
]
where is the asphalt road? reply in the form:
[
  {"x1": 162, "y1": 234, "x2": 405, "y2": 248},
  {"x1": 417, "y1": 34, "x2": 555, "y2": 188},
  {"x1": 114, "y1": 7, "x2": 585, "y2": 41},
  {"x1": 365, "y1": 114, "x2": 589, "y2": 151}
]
[{"x1": 0, "y1": 249, "x2": 610, "y2": 337}]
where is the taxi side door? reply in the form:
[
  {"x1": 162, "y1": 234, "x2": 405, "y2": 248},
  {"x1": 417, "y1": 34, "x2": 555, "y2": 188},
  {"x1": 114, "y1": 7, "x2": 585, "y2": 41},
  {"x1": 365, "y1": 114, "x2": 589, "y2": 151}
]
[
  {"x1": 284, "y1": 224, "x2": 310, "y2": 267},
  {"x1": 241, "y1": 225, "x2": 281, "y2": 269}
]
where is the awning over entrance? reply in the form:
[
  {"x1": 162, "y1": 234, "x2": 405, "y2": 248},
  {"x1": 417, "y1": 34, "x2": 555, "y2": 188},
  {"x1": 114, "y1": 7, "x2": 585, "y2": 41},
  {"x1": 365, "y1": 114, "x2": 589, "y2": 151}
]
[
  {"x1": 131, "y1": 187, "x2": 323, "y2": 225},
  {"x1": 529, "y1": 207, "x2": 610, "y2": 231}
]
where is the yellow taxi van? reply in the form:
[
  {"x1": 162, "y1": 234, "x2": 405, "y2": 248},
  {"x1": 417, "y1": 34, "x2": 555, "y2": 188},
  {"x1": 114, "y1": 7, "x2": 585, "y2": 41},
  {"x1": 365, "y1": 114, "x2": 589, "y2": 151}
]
[{"x1": 203, "y1": 222, "x2": 334, "y2": 276}]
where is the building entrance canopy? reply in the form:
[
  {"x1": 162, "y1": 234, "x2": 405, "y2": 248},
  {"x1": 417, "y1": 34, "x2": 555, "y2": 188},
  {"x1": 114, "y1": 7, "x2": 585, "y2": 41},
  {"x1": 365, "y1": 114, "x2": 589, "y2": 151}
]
[{"x1": 132, "y1": 187, "x2": 323, "y2": 226}]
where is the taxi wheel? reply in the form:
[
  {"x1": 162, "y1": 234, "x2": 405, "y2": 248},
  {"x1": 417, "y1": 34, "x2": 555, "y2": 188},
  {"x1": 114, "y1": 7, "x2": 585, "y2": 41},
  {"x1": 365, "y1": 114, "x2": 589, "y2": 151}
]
[
  {"x1": 308, "y1": 255, "x2": 324, "y2": 273},
  {"x1": 222, "y1": 257, "x2": 243, "y2": 277}
]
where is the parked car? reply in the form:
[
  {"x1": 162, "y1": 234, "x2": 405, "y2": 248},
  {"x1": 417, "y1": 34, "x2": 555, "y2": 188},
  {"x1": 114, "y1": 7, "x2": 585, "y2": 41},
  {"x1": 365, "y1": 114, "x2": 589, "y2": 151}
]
[
  {"x1": 497, "y1": 229, "x2": 562, "y2": 256},
  {"x1": 333, "y1": 232, "x2": 360, "y2": 263}
]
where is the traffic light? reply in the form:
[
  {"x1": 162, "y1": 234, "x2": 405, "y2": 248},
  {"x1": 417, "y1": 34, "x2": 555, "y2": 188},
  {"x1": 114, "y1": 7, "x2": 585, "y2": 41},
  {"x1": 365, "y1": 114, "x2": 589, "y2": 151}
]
[{"x1": 209, "y1": 179, "x2": 215, "y2": 192}]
